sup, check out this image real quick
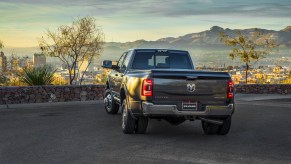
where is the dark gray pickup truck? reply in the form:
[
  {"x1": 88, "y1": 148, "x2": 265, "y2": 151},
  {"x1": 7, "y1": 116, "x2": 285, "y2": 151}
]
[{"x1": 102, "y1": 49, "x2": 234, "y2": 135}]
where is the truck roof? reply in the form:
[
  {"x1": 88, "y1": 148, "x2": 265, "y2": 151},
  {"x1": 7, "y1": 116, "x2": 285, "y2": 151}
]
[{"x1": 128, "y1": 48, "x2": 189, "y2": 53}]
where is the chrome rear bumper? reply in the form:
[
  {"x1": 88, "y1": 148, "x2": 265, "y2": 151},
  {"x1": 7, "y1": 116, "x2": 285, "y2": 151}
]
[{"x1": 142, "y1": 102, "x2": 234, "y2": 116}]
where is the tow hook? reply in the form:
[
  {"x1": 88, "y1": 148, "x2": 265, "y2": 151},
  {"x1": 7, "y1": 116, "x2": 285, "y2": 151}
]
[{"x1": 199, "y1": 117, "x2": 223, "y2": 125}]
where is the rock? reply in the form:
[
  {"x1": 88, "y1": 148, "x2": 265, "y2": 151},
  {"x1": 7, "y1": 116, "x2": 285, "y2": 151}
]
[
  {"x1": 65, "y1": 87, "x2": 70, "y2": 92},
  {"x1": 80, "y1": 91, "x2": 87, "y2": 101}
]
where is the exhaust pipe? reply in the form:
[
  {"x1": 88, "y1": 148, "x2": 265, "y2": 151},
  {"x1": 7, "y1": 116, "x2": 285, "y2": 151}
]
[{"x1": 199, "y1": 117, "x2": 223, "y2": 125}]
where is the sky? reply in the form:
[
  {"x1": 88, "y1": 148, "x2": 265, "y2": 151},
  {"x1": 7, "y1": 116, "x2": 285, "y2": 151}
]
[{"x1": 0, "y1": 0, "x2": 290, "y2": 47}]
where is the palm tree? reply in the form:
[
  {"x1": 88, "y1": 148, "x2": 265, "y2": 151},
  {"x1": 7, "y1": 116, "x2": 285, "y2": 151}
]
[{"x1": 20, "y1": 65, "x2": 56, "y2": 86}]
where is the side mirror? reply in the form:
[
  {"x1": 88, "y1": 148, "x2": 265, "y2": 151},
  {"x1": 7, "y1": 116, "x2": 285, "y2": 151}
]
[{"x1": 102, "y1": 60, "x2": 112, "y2": 68}]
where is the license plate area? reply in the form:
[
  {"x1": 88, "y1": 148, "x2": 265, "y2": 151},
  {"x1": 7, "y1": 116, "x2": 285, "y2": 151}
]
[{"x1": 182, "y1": 102, "x2": 198, "y2": 111}]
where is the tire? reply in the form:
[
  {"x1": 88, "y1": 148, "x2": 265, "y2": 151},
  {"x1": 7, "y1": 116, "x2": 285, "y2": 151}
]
[
  {"x1": 217, "y1": 117, "x2": 231, "y2": 135},
  {"x1": 201, "y1": 121, "x2": 220, "y2": 135},
  {"x1": 121, "y1": 99, "x2": 136, "y2": 134},
  {"x1": 104, "y1": 89, "x2": 119, "y2": 114},
  {"x1": 135, "y1": 116, "x2": 148, "y2": 134}
]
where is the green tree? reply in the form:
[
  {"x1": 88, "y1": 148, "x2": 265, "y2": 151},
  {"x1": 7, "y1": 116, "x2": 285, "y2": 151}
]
[
  {"x1": 39, "y1": 17, "x2": 104, "y2": 85},
  {"x1": 220, "y1": 29, "x2": 277, "y2": 84},
  {"x1": 19, "y1": 65, "x2": 55, "y2": 86}
]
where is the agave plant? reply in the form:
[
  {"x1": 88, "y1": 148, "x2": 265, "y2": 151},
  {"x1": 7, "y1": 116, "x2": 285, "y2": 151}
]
[{"x1": 20, "y1": 65, "x2": 56, "y2": 86}]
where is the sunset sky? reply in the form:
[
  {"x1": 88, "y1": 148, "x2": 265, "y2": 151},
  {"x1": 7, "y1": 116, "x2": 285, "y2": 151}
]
[{"x1": 0, "y1": 0, "x2": 290, "y2": 47}]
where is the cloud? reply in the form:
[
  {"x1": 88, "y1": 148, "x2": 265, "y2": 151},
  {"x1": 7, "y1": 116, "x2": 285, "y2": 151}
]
[
  {"x1": 1, "y1": 0, "x2": 290, "y2": 46},
  {"x1": 136, "y1": 1, "x2": 291, "y2": 18},
  {"x1": 1, "y1": 0, "x2": 290, "y2": 18}
]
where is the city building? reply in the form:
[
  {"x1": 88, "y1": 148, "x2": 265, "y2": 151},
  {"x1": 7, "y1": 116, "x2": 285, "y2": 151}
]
[
  {"x1": 0, "y1": 51, "x2": 7, "y2": 72},
  {"x1": 77, "y1": 60, "x2": 89, "y2": 73},
  {"x1": 10, "y1": 56, "x2": 21, "y2": 70},
  {"x1": 33, "y1": 53, "x2": 46, "y2": 67},
  {"x1": 19, "y1": 56, "x2": 30, "y2": 67}
]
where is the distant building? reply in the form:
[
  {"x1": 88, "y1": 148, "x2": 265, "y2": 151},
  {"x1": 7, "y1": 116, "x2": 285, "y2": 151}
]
[
  {"x1": 33, "y1": 53, "x2": 46, "y2": 67},
  {"x1": 10, "y1": 56, "x2": 20, "y2": 70},
  {"x1": 0, "y1": 51, "x2": 7, "y2": 72},
  {"x1": 19, "y1": 57, "x2": 29, "y2": 67},
  {"x1": 27, "y1": 60, "x2": 34, "y2": 68},
  {"x1": 61, "y1": 63, "x2": 68, "y2": 70},
  {"x1": 77, "y1": 60, "x2": 89, "y2": 73}
]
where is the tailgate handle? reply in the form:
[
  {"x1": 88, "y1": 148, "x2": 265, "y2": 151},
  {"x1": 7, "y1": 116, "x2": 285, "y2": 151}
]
[{"x1": 186, "y1": 76, "x2": 198, "y2": 80}]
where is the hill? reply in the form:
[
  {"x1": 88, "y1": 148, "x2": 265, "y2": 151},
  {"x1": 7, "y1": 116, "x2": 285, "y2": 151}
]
[{"x1": 3, "y1": 26, "x2": 291, "y2": 62}]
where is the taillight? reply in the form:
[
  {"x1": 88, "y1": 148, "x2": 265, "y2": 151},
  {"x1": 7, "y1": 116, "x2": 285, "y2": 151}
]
[
  {"x1": 227, "y1": 80, "x2": 234, "y2": 99},
  {"x1": 142, "y1": 79, "x2": 153, "y2": 97}
]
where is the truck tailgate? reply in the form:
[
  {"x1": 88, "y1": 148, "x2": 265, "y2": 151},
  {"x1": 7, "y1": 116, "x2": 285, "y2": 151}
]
[{"x1": 151, "y1": 69, "x2": 231, "y2": 111}]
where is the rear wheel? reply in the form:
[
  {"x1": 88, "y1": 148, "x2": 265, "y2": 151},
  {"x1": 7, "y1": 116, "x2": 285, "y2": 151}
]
[
  {"x1": 121, "y1": 99, "x2": 136, "y2": 134},
  {"x1": 201, "y1": 117, "x2": 232, "y2": 135},
  {"x1": 201, "y1": 121, "x2": 220, "y2": 135},
  {"x1": 217, "y1": 117, "x2": 231, "y2": 135},
  {"x1": 135, "y1": 116, "x2": 148, "y2": 134},
  {"x1": 104, "y1": 89, "x2": 119, "y2": 114}
]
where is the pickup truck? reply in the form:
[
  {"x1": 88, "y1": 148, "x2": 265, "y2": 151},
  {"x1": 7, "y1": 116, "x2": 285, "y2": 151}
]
[{"x1": 102, "y1": 49, "x2": 234, "y2": 135}]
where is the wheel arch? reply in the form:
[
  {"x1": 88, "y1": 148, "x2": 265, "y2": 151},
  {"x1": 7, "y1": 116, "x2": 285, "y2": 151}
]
[
  {"x1": 120, "y1": 84, "x2": 136, "y2": 119},
  {"x1": 106, "y1": 79, "x2": 111, "y2": 89},
  {"x1": 120, "y1": 88, "x2": 126, "y2": 104}
]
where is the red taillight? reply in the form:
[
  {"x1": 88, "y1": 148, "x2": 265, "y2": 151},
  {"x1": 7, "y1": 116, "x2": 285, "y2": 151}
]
[
  {"x1": 227, "y1": 80, "x2": 234, "y2": 99},
  {"x1": 142, "y1": 79, "x2": 153, "y2": 97}
]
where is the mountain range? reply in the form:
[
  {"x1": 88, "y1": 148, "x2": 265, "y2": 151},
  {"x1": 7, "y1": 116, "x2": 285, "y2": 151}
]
[
  {"x1": 101, "y1": 26, "x2": 291, "y2": 59},
  {"x1": 4, "y1": 26, "x2": 291, "y2": 60}
]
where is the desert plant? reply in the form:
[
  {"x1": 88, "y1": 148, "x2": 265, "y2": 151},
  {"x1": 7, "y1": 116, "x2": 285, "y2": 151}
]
[{"x1": 20, "y1": 65, "x2": 56, "y2": 86}]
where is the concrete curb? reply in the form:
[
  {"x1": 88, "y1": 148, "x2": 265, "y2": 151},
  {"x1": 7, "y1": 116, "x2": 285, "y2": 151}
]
[
  {"x1": 0, "y1": 100, "x2": 104, "y2": 110},
  {"x1": 1, "y1": 94, "x2": 291, "y2": 111},
  {"x1": 235, "y1": 94, "x2": 291, "y2": 101}
]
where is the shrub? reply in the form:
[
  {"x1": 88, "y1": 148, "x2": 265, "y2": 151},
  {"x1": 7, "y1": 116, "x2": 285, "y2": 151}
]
[{"x1": 20, "y1": 65, "x2": 56, "y2": 86}]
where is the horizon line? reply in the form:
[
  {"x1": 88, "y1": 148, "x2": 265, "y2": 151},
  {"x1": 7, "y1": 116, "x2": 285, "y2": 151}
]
[{"x1": 2, "y1": 25, "x2": 290, "y2": 48}]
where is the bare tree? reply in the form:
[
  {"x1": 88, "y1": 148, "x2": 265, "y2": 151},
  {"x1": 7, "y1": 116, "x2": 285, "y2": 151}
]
[
  {"x1": 220, "y1": 29, "x2": 277, "y2": 84},
  {"x1": 39, "y1": 17, "x2": 104, "y2": 85}
]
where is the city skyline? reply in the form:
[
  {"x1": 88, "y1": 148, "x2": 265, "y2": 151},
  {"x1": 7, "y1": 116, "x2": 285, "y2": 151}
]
[{"x1": 0, "y1": 0, "x2": 291, "y2": 47}]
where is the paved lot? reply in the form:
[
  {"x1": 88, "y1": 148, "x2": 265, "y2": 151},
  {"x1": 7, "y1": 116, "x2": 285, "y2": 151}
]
[{"x1": 0, "y1": 95, "x2": 291, "y2": 164}]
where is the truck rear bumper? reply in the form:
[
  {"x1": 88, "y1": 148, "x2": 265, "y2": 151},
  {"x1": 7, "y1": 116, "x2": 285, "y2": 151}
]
[{"x1": 142, "y1": 102, "x2": 234, "y2": 116}]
